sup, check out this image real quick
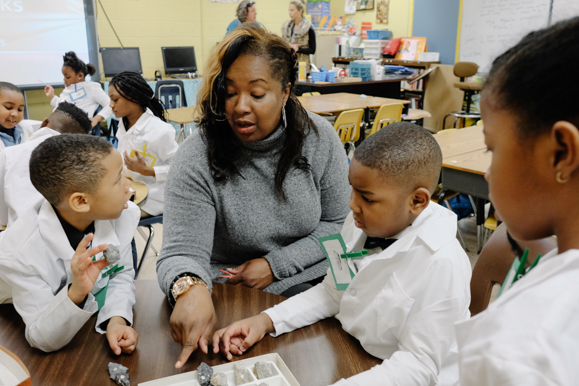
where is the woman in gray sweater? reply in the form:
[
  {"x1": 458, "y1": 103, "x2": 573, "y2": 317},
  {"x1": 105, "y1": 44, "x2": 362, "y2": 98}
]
[{"x1": 156, "y1": 25, "x2": 350, "y2": 368}]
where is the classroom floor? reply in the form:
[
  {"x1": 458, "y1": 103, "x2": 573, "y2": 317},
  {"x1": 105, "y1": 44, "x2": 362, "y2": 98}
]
[{"x1": 133, "y1": 215, "x2": 483, "y2": 281}]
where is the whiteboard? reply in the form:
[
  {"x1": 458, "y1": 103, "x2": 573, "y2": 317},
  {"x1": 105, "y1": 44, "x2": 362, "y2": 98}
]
[
  {"x1": 459, "y1": 0, "x2": 551, "y2": 73},
  {"x1": 0, "y1": 0, "x2": 100, "y2": 89},
  {"x1": 551, "y1": 0, "x2": 579, "y2": 24}
]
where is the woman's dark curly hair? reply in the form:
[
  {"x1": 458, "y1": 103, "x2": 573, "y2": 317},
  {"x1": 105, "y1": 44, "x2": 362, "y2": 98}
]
[{"x1": 196, "y1": 24, "x2": 317, "y2": 199}]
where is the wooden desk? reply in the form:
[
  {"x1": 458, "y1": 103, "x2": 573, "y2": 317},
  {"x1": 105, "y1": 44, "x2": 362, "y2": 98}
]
[
  {"x1": 298, "y1": 92, "x2": 409, "y2": 115},
  {"x1": 130, "y1": 180, "x2": 148, "y2": 208},
  {"x1": 166, "y1": 106, "x2": 197, "y2": 126},
  {"x1": 166, "y1": 106, "x2": 197, "y2": 143},
  {"x1": 296, "y1": 75, "x2": 407, "y2": 99},
  {"x1": 435, "y1": 126, "x2": 486, "y2": 158},
  {"x1": 435, "y1": 127, "x2": 491, "y2": 251},
  {"x1": 0, "y1": 281, "x2": 380, "y2": 385}
]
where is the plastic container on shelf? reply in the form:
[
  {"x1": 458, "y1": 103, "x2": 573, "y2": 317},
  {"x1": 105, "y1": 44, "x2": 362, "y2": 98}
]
[
  {"x1": 366, "y1": 30, "x2": 392, "y2": 40},
  {"x1": 364, "y1": 39, "x2": 389, "y2": 49},
  {"x1": 348, "y1": 47, "x2": 364, "y2": 58},
  {"x1": 326, "y1": 71, "x2": 336, "y2": 83},
  {"x1": 311, "y1": 71, "x2": 324, "y2": 82},
  {"x1": 364, "y1": 47, "x2": 382, "y2": 59},
  {"x1": 349, "y1": 62, "x2": 372, "y2": 81}
]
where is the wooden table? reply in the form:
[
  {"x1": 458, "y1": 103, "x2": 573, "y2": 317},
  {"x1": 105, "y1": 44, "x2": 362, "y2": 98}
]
[
  {"x1": 0, "y1": 281, "x2": 381, "y2": 385},
  {"x1": 130, "y1": 180, "x2": 149, "y2": 208},
  {"x1": 295, "y1": 75, "x2": 407, "y2": 99},
  {"x1": 298, "y1": 92, "x2": 409, "y2": 115},
  {"x1": 166, "y1": 106, "x2": 197, "y2": 143},
  {"x1": 435, "y1": 126, "x2": 491, "y2": 251}
]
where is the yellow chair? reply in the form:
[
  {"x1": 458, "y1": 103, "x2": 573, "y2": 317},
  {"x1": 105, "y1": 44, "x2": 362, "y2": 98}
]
[
  {"x1": 301, "y1": 92, "x2": 321, "y2": 97},
  {"x1": 368, "y1": 103, "x2": 403, "y2": 136},
  {"x1": 476, "y1": 119, "x2": 484, "y2": 126},
  {"x1": 333, "y1": 109, "x2": 364, "y2": 145}
]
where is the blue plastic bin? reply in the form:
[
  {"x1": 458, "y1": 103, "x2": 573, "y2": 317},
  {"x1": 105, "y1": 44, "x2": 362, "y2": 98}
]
[
  {"x1": 366, "y1": 30, "x2": 392, "y2": 40},
  {"x1": 350, "y1": 62, "x2": 372, "y2": 81},
  {"x1": 311, "y1": 72, "x2": 324, "y2": 82},
  {"x1": 326, "y1": 71, "x2": 336, "y2": 83}
]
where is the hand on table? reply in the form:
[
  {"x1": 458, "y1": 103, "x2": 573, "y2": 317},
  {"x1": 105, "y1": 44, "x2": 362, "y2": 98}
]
[
  {"x1": 123, "y1": 150, "x2": 155, "y2": 177},
  {"x1": 212, "y1": 314, "x2": 274, "y2": 360},
  {"x1": 44, "y1": 85, "x2": 55, "y2": 99},
  {"x1": 219, "y1": 258, "x2": 274, "y2": 290},
  {"x1": 170, "y1": 285, "x2": 216, "y2": 368},
  {"x1": 107, "y1": 316, "x2": 138, "y2": 355},
  {"x1": 68, "y1": 234, "x2": 109, "y2": 305}
]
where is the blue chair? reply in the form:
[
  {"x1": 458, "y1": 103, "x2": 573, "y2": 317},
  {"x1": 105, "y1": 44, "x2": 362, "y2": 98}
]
[
  {"x1": 135, "y1": 214, "x2": 163, "y2": 278},
  {"x1": 89, "y1": 105, "x2": 103, "y2": 136},
  {"x1": 154, "y1": 80, "x2": 187, "y2": 109}
]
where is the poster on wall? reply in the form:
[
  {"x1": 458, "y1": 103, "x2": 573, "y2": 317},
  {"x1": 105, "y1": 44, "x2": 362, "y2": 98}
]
[
  {"x1": 356, "y1": 0, "x2": 374, "y2": 11},
  {"x1": 307, "y1": 0, "x2": 331, "y2": 30},
  {"x1": 345, "y1": 0, "x2": 357, "y2": 14},
  {"x1": 376, "y1": 0, "x2": 389, "y2": 23}
]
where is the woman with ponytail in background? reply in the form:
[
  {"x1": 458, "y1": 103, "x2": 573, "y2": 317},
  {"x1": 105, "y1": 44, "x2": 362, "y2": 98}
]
[
  {"x1": 109, "y1": 71, "x2": 179, "y2": 216},
  {"x1": 44, "y1": 51, "x2": 112, "y2": 129}
]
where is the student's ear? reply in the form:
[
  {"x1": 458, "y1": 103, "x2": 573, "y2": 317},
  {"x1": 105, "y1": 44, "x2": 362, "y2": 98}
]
[
  {"x1": 409, "y1": 187, "x2": 431, "y2": 215},
  {"x1": 550, "y1": 121, "x2": 579, "y2": 181},
  {"x1": 40, "y1": 118, "x2": 49, "y2": 128},
  {"x1": 68, "y1": 192, "x2": 91, "y2": 214},
  {"x1": 282, "y1": 82, "x2": 291, "y2": 106}
]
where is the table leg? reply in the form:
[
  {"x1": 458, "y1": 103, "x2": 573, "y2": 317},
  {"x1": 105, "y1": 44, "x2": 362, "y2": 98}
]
[{"x1": 475, "y1": 197, "x2": 486, "y2": 253}]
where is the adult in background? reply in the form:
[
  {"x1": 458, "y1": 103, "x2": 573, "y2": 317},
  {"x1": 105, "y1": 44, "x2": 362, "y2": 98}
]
[
  {"x1": 282, "y1": 0, "x2": 316, "y2": 72},
  {"x1": 225, "y1": 0, "x2": 257, "y2": 36},
  {"x1": 156, "y1": 25, "x2": 350, "y2": 368}
]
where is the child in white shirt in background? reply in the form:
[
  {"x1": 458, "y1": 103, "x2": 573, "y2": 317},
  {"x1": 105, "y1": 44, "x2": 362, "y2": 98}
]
[
  {"x1": 110, "y1": 71, "x2": 179, "y2": 216},
  {"x1": 0, "y1": 82, "x2": 33, "y2": 151},
  {"x1": 0, "y1": 135, "x2": 139, "y2": 354},
  {"x1": 455, "y1": 16, "x2": 579, "y2": 385},
  {"x1": 0, "y1": 101, "x2": 92, "y2": 229},
  {"x1": 44, "y1": 51, "x2": 112, "y2": 129},
  {"x1": 213, "y1": 122, "x2": 472, "y2": 386}
]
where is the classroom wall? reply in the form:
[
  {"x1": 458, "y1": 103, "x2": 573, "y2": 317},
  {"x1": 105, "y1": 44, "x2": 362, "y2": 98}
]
[{"x1": 330, "y1": 0, "x2": 412, "y2": 38}]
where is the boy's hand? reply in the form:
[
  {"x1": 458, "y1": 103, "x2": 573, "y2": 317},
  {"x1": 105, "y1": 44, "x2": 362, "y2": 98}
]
[
  {"x1": 90, "y1": 115, "x2": 104, "y2": 129},
  {"x1": 225, "y1": 258, "x2": 274, "y2": 290},
  {"x1": 68, "y1": 233, "x2": 108, "y2": 305},
  {"x1": 107, "y1": 316, "x2": 138, "y2": 355},
  {"x1": 44, "y1": 85, "x2": 55, "y2": 99},
  {"x1": 123, "y1": 150, "x2": 155, "y2": 177},
  {"x1": 212, "y1": 314, "x2": 274, "y2": 360}
]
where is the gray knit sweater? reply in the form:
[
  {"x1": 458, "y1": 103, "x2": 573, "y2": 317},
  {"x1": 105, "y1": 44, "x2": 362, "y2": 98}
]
[{"x1": 156, "y1": 112, "x2": 350, "y2": 297}]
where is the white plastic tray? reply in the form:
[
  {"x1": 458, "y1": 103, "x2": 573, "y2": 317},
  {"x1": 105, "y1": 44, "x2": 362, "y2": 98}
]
[
  {"x1": 0, "y1": 346, "x2": 30, "y2": 386},
  {"x1": 139, "y1": 353, "x2": 300, "y2": 386}
]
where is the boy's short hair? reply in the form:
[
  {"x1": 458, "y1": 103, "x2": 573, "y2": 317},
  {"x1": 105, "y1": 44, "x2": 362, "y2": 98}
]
[
  {"x1": 354, "y1": 122, "x2": 442, "y2": 192},
  {"x1": 0, "y1": 82, "x2": 24, "y2": 96},
  {"x1": 52, "y1": 101, "x2": 92, "y2": 134},
  {"x1": 29, "y1": 135, "x2": 114, "y2": 206}
]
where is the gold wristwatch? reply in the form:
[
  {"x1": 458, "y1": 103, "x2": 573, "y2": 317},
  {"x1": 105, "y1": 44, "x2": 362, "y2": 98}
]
[{"x1": 172, "y1": 276, "x2": 208, "y2": 302}]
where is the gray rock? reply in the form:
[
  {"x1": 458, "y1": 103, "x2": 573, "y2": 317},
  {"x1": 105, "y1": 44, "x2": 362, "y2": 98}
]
[
  {"x1": 197, "y1": 362, "x2": 213, "y2": 386},
  {"x1": 210, "y1": 372, "x2": 228, "y2": 386},
  {"x1": 104, "y1": 245, "x2": 121, "y2": 265},
  {"x1": 233, "y1": 362, "x2": 252, "y2": 385},
  {"x1": 253, "y1": 361, "x2": 278, "y2": 380},
  {"x1": 108, "y1": 362, "x2": 130, "y2": 386}
]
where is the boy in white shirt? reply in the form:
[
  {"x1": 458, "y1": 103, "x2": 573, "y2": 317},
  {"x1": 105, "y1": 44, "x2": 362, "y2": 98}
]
[
  {"x1": 213, "y1": 122, "x2": 472, "y2": 386},
  {"x1": 0, "y1": 135, "x2": 140, "y2": 354},
  {"x1": 0, "y1": 101, "x2": 92, "y2": 228}
]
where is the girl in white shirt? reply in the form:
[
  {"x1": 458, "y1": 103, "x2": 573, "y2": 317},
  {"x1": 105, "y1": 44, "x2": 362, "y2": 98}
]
[
  {"x1": 109, "y1": 71, "x2": 179, "y2": 216},
  {"x1": 44, "y1": 51, "x2": 112, "y2": 129},
  {"x1": 453, "y1": 17, "x2": 579, "y2": 385}
]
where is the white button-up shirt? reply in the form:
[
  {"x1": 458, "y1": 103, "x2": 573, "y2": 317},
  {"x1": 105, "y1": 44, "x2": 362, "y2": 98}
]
[
  {"x1": 50, "y1": 81, "x2": 113, "y2": 120},
  {"x1": 116, "y1": 108, "x2": 179, "y2": 215},
  {"x1": 0, "y1": 200, "x2": 139, "y2": 352},
  {"x1": 265, "y1": 202, "x2": 472, "y2": 386},
  {"x1": 456, "y1": 247, "x2": 579, "y2": 385}
]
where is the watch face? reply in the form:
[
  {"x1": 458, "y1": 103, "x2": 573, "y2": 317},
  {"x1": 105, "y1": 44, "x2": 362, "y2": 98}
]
[{"x1": 174, "y1": 278, "x2": 189, "y2": 294}]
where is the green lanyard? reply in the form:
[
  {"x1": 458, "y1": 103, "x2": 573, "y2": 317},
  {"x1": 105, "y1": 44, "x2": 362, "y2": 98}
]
[{"x1": 498, "y1": 248, "x2": 542, "y2": 297}]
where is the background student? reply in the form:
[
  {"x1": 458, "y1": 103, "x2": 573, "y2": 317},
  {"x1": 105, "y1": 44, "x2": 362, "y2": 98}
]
[
  {"x1": 0, "y1": 101, "x2": 92, "y2": 229},
  {"x1": 282, "y1": 0, "x2": 315, "y2": 72},
  {"x1": 0, "y1": 82, "x2": 33, "y2": 151},
  {"x1": 0, "y1": 135, "x2": 140, "y2": 354},
  {"x1": 225, "y1": 0, "x2": 257, "y2": 36},
  {"x1": 109, "y1": 71, "x2": 179, "y2": 216},
  {"x1": 456, "y1": 16, "x2": 579, "y2": 385},
  {"x1": 43, "y1": 51, "x2": 112, "y2": 130},
  {"x1": 214, "y1": 123, "x2": 472, "y2": 386}
]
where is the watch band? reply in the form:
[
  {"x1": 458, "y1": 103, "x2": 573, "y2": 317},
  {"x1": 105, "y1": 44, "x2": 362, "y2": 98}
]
[
  {"x1": 169, "y1": 272, "x2": 197, "y2": 306},
  {"x1": 170, "y1": 273, "x2": 208, "y2": 305}
]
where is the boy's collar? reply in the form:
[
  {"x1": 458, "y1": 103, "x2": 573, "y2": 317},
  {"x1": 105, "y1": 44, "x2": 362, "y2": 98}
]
[{"x1": 52, "y1": 205, "x2": 95, "y2": 251}]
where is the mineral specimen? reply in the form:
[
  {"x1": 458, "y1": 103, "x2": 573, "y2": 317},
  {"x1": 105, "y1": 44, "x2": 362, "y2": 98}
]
[
  {"x1": 104, "y1": 244, "x2": 121, "y2": 265},
  {"x1": 210, "y1": 372, "x2": 228, "y2": 386},
  {"x1": 197, "y1": 362, "x2": 213, "y2": 386}
]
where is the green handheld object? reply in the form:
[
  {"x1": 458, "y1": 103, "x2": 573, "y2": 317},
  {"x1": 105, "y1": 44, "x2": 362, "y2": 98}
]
[{"x1": 340, "y1": 250, "x2": 369, "y2": 259}]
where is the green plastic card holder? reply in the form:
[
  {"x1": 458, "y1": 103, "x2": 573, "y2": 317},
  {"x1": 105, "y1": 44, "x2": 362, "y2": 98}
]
[
  {"x1": 93, "y1": 282, "x2": 109, "y2": 311},
  {"x1": 318, "y1": 233, "x2": 355, "y2": 291}
]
